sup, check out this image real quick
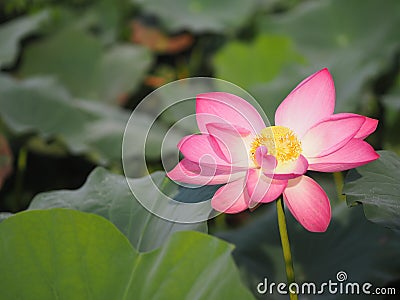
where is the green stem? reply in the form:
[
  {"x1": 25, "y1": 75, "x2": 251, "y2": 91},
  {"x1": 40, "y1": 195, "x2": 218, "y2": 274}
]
[
  {"x1": 213, "y1": 212, "x2": 227, "y2": 232},
  {"x1": 13, "y1": 146, "x2": 28, "y2": 211},
  {"x1": 160, "y1": 176, "x2": 172, "y2": 192},
  {"x1": 333, "y1": 171, "x2": 345, "y2": 201},
  {"x1": 276, "y1": 197, "x2": 298, "y2": 300}
]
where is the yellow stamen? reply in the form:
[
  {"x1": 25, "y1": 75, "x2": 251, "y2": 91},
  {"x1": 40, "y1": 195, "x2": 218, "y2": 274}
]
[{"x1": 250, "y1": 126, "x2": 302, "y2": 165}]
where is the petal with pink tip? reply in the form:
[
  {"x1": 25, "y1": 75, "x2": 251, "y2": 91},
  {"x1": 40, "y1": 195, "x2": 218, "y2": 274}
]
[
  {"x1": 275, "y1": 69, "x2": 335, "y2": 137},
  {"x1": 211, "y1": 177, "x2": 249, "y2": 213},
  {"x1": 262, "y1": 155, "x2": 308, "y2": 180},
  {"x1": 301, "y1": 115, "x2": 365, "y2": 158},
  {"x1": 196, "y1": 92, "x2": 266, "y2": 135},
  {"x1": 308, "y1": 139, "x2": 379, "y2": 172},
  {"x1": 167, "y1": 159, "x2": 245, "y2": 185},
  {"x1": 246, "y1": 169, "x2": 287, "y2": 206},
  {"x1": 283, "y1": 175, "x2": 331, "y2": 232},
  {"x1": 355, "y1": 117, "x2": 378, "y2": 139},
  {"x1": 206, "y1": 122, "x2": 251, "y2": 167}
]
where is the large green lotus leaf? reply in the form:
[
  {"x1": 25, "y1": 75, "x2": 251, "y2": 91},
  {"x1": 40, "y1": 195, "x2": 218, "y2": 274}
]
[
  {"x1": 258, "y1": 0, "x2": 400, "y2": 115},
  {"x1": 137, "y1": 0, "x2": 257, "y2": 33},
  {"x1": 218, "y1": 173, "x2": 400, "y2": 299},
  {"x1": 0, "y1": 75, "x2": 168, "y2": 165},
  {"x1": 213, "y1": 34, "x2": 304, "y2": 92},
  {"x1": 0, "y1": 209, "x2": 254, "y2": 300},
  {"x1": 0, "y1": 10, "x2": 48, "y2": 68},
  {"x1": 344, "y1": 151, "x2": 400, "y2": 233},
  {"x1": 29, "y1": 167, "x2": 209, "y2": 252},
  {"x1": 19, "y1": 27, "x2": 152, "y2": 103}
]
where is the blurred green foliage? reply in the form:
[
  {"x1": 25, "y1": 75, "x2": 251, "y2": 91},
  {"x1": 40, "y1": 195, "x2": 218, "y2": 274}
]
[{"x1": 1, "y1": 0, "x2": 400, "y2": 298}]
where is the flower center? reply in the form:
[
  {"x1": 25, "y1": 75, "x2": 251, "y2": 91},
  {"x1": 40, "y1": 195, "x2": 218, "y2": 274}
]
[{"x1": 250, "y1": 126, "x2": 302, "y2": 164}]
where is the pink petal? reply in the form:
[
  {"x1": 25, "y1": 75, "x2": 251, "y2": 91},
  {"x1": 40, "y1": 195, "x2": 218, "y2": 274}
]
[
  {"x1": 308, "y1": 139, "x2": 380, "y2": 172},
  {"x1": 301, "y1": 115, "x2": 365, "y2": 158},
  {"x1": 211, "y1": 177, "x2": 249, "y2": 213},
  {"x1": 275, "y1": 68, "x2": 335, "y2": 137},
  {"x1": 255, "y1": 146, "x2": 277, "y2": 172},
  {"x1": 207, "y1": 122, "x2": 251, "y2": 136},
  {"x1": 206, "y1": 122, "x2": 251, "y2": 167},
  {"x1": 255, "y1": 145, "x2": 268, "y2": 161},
  {"x1": 178, "y1": 134, "x2": 231, "y2": 168},
  {"x1": 323, "y1": 113, "x2": 378, "y2": 140},
  {"x1": 355, "y1": 116, "x2": 378, "y2": 139},
  {"x1": 246, "y1": 169, "x2": 287, "y2": 206},
  {"x1": 167, "y1": 159, "x2": 245, "y2": 185},
  {"x1": 196, "y1": 92, "x2": 266, "y2": 135},
  {"x1": 263, "y1": 155, "x2": 308, "y2": 180},
  {"x1": 283, "y1": 175, "x2": 331, "y2": 232}
]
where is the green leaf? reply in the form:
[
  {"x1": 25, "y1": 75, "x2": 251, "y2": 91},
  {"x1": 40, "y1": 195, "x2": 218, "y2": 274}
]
[
  {"x1": 259, "y1": 0, "x2": 400, "y2": 114},
  {"x1": 85, "y1": 0, "x2": 128, "y2": 44},
  {"x1": 0, "y1": 75, "x2": 169, "y2": 165},
  {"x1": 0, "y1": 209, "x2": 254, "y2": 299},
  {"x1": 29, "y1": 167, "x2": 208, "y2": 252},
  {"x1": 19, "y1": 27, "x2": 102, "y2": 97},
  {"x1": 137, "y1": 0, "x2": 257, "y2": 33},
  {"x1": 218, "y1": 173, "x2": 400, "y2": 299},
  {"x1": 0, "y1": 10, "x2": 48, "y2": 68},
  {"x1": 0, "y1": 76, "x2": 94, "y2": 141},
  {"x1": 19, "y1": 27, "x2": 152, "y2": 103},
  {"x1": 344, "y1": 150, "x2": 400, "y2": 232},
  {"x1": 96, "y1": 45, "x2": 152, "y2": 103},
  {"x1": 213, "y1": 35, "x2": 304, "y2": 91}
]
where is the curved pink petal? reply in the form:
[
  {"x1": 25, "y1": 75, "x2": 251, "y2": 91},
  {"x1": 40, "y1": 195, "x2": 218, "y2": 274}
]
[
  {"x1": 301, "y1": 115, "x2": 365, "y2": 158},
  {"x1": 275, "y1": 68, "x2": 335, "y2": 137},
  {"x1": 246, "y1": 169, "x2": 287, "y2": 207},
  {"x1": 262, "y1": 155, "x2": 308, "y2": 180},
  {"x1": 178, "y1": 134, "x2": 230, "y2": 167},
  {"x1": 355, "y1": 117, "x2": 378, "y2": 139},
  {"x1": 167, "y1": 159, "x2": 245, "y2": 185},
  {"x1": 196, "y1": 92, "x2": 266, "y2": 135},
  {"x1": 211, "y1": 177, "x2": 249, "y2": 213},
  {"x1": 323, "y1": 113, "x2": 378, "y2": 139},
  {"x1": 206, "y1": 122, "x2": 251, "y2": 167},
  {"x1": 308, "y1": 139, "x2": 379, "y2": 172},
  {"x1": 283, "y1": 175, "x2": 331, "y2": 232},
  {"x1": 255, "y1": 146, "x2": 277, "y2": 172}
]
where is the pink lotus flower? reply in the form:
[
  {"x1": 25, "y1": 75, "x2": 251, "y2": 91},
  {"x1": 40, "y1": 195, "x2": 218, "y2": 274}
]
[{"x1": 167, "y1": 69, "x2": 379, "y2": 232}]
